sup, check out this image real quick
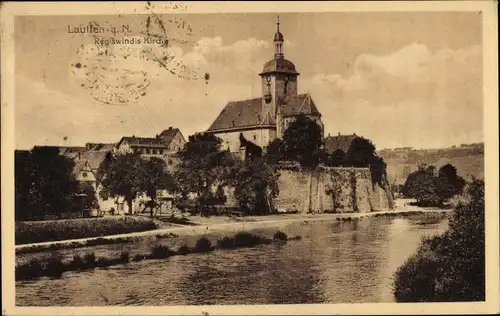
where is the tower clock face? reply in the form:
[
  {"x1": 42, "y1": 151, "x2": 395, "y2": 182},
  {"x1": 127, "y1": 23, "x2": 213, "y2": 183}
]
[
  {"x1": 266, "y1": 76, "x2": 271, "y2": 83},
  {"x1": 284, "y1": 75, "x2": 290, "y2": 82}
]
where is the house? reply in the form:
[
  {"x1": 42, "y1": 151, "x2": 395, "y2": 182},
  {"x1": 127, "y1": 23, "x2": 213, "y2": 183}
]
[
  {"x1": 206, "y1": 18, "x2": 324, "y2": 154},
  {"x1": 323, "y1": 133, "x2": 360, "y2": 155}
]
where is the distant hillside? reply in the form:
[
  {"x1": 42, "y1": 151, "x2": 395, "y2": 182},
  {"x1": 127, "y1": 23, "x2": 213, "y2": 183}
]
[{"x1": 377, "y1": 144, "x2": 484, "y2": 185}]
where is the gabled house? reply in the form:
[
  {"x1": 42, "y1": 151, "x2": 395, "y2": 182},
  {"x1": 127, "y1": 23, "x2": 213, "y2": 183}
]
[{"x1": 323, "y1": 133, "x2": 360, "y2": 154}]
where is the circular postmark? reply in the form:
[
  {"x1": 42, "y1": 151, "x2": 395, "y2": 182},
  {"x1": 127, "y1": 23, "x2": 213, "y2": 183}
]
[{"x1": 70, "y1": 3, "x2": 205, "y2": 106}]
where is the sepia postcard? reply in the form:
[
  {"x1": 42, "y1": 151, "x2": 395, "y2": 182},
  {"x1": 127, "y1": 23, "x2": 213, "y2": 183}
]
[{"x1": 1, "y1": 1, "x2": 499, "y2": 315}]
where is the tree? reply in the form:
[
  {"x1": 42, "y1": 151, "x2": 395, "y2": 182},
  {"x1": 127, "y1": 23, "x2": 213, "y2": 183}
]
[
  {"x1": 141, "y1": 157, "x2": 176, "y2": 216},
  {"x1": 98, "y1": 152, "x2": 146, "y2": 214},
  {"x1": 78, "y1": 183, "x2": 99, "y2": 215},
  {"x1": 15, "y1": 147, "x2": 79, "y2": 220},
  {"x1": 281, "y1": 114, "x2": 324, "y2": 168},
  {"x1": 99, "y1": 153, "x2": 176, "y2": 216},
  {"x1": 231, "y1": 158, "x2": 280, "y2": 215},
  {"x1": 345, "y1": 136, "x2": 387, "y2": 186},
  {"x1": 401, "y1": 166, "x2": 442, "y2": 206},
  {"x1": 175, "y1": 133, "x2": 238, "y2": 215},
  {"x1": 265, "y1": 138, "x2": 283, "y2": 165},
  {"x1": 402, "y1": 163, "x2": 465, "y2": 207},
  {"x1": 437, "y1": 164, "x2": 466, "y2": 198},
  {"x1": 327, "y1": 149, "x2": 345, "y2": 167},
  {"x1": 344, "y1": 137, "x2": 376, "y2": 167},
  {"x1": 394, "y1": 180, "x2": 485, "y2": 302}
]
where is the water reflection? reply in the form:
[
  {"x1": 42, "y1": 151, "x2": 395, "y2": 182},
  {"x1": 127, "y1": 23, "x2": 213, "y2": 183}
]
[{"x1": 16, "y1": 216, "x2": 448, "y2": 306}]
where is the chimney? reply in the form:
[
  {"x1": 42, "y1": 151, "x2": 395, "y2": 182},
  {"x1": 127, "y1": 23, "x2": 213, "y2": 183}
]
[
  {"x1": 169, "y1": 126, "x2": 172, "y2": 130},
  {"x1": 328, "y1": 133, "x2": 331, "y2": 137},
  {"x1": 338, "y1": 132, "x2": 341, "y2": 136}
]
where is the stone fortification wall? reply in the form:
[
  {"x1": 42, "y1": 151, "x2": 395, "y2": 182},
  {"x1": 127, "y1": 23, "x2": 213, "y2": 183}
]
[{"x1": 273, "y1": 165, "x2": 392, "y2": 213}]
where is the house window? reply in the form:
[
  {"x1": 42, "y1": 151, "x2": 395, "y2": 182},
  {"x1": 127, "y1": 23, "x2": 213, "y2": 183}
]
[
  {"x1": 253, "y1": 135, "x2": 257, "y2": 141},
  {"x1": 168, "y1": 159, "x2": 173, "y2": 166},
  {"x1": 146, "y1": 149, "x2": 151, "y2": 154},
  {"x1": 82, "y1": 172, "x2": 88, "y2": 178}
]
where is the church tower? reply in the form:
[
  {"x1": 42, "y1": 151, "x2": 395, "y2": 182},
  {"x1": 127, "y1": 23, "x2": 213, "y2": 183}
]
[{"x1": 259, "y1": 17, "x2": 300, "y2": 125}]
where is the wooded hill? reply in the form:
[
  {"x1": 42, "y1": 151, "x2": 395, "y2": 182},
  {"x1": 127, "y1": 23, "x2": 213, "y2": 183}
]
[{"x1": 378, "y1": 144, "x2": 484, "y2": 185}]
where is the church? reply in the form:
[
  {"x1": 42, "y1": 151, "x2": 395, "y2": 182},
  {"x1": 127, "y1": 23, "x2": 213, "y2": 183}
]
[{"x1": 206, "y1": 18, "x2": 324, "y2": 153}]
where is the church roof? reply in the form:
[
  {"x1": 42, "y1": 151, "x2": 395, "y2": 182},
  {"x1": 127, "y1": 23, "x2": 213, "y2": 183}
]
[
  {"x1": 207, "y1": 93, "x2": 322, "y2": 132},
  {"x1": 281, "y1": 93, "x2": 321, "y2": 117},
  {"x1": 260, "y1": 58, "x2": 299, "y2": 75},
  {"x1": 207, "y1": 97, "x2": 275, "y2": 132},
  {"x1": 324, "y1": 134, "x2": 360, "y2": 154}
]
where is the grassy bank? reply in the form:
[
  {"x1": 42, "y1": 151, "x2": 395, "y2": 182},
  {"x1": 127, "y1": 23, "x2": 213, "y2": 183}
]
[
  {"x1": 15, "y1": 232, "x2": 179, "y2": 255},
  {"x1": 16, "y1": 230, "x2": 297, "y2": 281},
  {"x1": 16, "y1": 216, "x2": 159, "y2": 245}
]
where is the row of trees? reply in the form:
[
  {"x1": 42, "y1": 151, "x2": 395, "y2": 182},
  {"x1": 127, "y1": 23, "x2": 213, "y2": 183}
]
[
  {"x1": 401, "y1": 163, "x2": 466, "y2": 207},
  {"x1": 15, "y1": 114, "x2": 386, "y2": 220},
  {"x1": 266, "y1": 114, "x2": 388, "y2": 186}
]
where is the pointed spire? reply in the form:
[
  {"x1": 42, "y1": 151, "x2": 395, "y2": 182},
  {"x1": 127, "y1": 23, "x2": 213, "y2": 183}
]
[{"x1": 274, "y1": 15, "x2": 284, "y2": 59}]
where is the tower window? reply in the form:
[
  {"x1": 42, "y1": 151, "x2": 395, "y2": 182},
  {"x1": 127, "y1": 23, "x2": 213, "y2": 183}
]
[{"x1": 253, "y1": 135, "x2": 257, "y2": 141}]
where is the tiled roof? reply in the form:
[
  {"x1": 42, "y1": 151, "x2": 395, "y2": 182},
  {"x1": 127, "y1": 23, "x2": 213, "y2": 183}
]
[
  {"x1": 81, "y1": 151, "x2": 111, "y2": 170},
  {"x1": 119, "y1": 137, "x2": 168, "y2": 148},
  {"x1": 281, "y1": 93, "x2": 321, "y2": 117},
  {"x1": 72, "y1": 150, "x2": 112, "y2": 177},
  {"x1": 159, "y1": 127, "x2": 182, "y2": 146},
  {"x1": 85, "y1": 143, "x2": 116, "y2": 151},
  {"x1": 73, "y1": 160, "x2": 91, "y2": 177},
  {"x1": 207, "y1": 97, "x2": 272, "y2": 131},
  {"x1": 260, "y1": 58, "x2": 298, "y2": 75},
  {"x1": 324, "y1": 134, "x2": 360, "y2": 154},
  {"x1": 207, "y1": 93, "x2": 322, "y2": 132}
]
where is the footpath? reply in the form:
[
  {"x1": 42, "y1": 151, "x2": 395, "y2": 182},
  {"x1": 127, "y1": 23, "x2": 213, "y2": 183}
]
[{"x1": 15, "y1": 206, "x2": 452, "y2": 251}]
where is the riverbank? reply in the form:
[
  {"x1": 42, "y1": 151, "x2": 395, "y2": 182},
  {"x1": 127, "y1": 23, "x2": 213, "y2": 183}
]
[
  {"x1": 15, "y1": 203, "x2": 452, "y2": 255},
  {"x1": 16, "y1": 230, "x2": 298, "y2": 281}
]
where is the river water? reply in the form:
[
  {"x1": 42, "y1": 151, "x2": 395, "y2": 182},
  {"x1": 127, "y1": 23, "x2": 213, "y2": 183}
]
[{"x1": 16, "y1": 215, "x2": 448, "y2": 306}]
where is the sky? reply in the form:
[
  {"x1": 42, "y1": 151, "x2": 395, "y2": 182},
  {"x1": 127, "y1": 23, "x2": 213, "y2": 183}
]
[{"x1": 14, "y1": 12, "x2": 483, "y2": 150}]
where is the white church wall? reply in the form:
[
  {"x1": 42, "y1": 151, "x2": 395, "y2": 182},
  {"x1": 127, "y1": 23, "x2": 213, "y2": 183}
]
[{"x1": 213, "y1": 128, "x2": 277, "y2": 153}]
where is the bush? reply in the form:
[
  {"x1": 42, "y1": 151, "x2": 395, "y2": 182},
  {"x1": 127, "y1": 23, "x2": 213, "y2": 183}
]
[
  {"x1": 96, "y1": 256, "x2": 112, "y2": 268},
  {"x1": 217, "y1": 236, "x2": 236, "y2": 249},
  {"x1": 44, "y1": 256, "x2": 65, "y2": 278},
  {"x1": 133, "y1": 254, "x2": 146, "y2": 262},
  {"x1": 233, "y1": 232, "x2": 272, "y2": 248},
  {"x1": 119, "y1": 251, "x2": 130, "y2": 263},
  {"x1": 69, "y1": 254, "x2": 86, "y2": 270},
  {"x1": 193, "y1": 237, "x2": 213, "y2": 253},
  {"x1": 84, "y1": 252, "x2": 96, "y2": 266},
  {"x1": 16, "y1": 259, "x2": 44, "y2": 280},
  {"x1": 176, "y1": 245, "x2": 191, "y2": 255},
  {"x1": 15, "y1": 217, "x2": 158, "y2": 244},
  {"x1": 393, "y1": 180, "x2": 485, "y2": 302},
  {"x1": 273, "y1": 230, "x2": 288, "y2": 241},
  {"x1": 150, "y1": 245, "x2": 172, "y2": 259}
]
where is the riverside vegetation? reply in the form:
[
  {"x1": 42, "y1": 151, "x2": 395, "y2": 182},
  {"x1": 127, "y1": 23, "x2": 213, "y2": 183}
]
[
  {"x1": 393, "y1": 179, "x2": 485, "y2": 302},
  {"x1": 15, "y1": 216, "x2": 158, "y2": 245},
  {"x1": 16, "y1": 231, "x2": 298, "y2": 281}
]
